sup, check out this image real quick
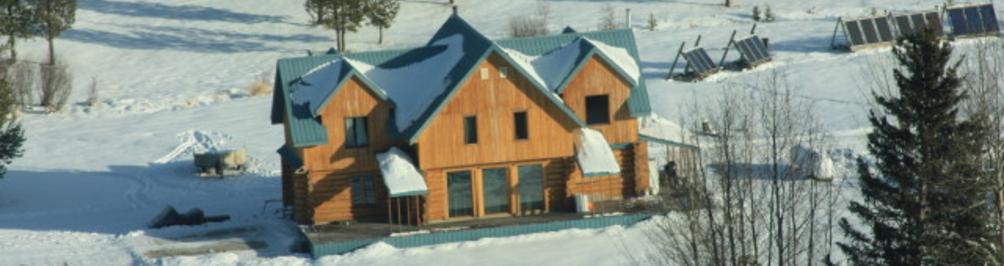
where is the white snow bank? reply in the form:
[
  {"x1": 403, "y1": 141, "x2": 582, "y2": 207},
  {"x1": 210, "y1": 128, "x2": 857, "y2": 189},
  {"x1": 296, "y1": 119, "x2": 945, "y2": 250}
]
[
  {"x1": 376, "y1": 147, "x2": 429, "y2": 197},
  {"x1": 574, "y1": 128, "x2": 621, "y2": 175},
  {"x1": 353, "y1": 34, "x2": 467, "y2": 132},
  {"x1": 790, "y1": 144, "x2": 835, "y2": 180},
  {"x1": 639, "y1": 114, "x2": 688, "y2": 144}
]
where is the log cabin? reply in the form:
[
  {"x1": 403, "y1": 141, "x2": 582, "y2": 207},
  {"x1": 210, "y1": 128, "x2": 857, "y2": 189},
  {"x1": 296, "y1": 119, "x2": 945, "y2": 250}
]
[{"x1": 271, "y1": 14, "x2": 653, "y2": 225}]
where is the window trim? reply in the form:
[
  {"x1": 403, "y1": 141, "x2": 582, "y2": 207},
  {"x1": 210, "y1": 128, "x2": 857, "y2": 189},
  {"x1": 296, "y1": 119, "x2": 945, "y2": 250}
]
[
  {"x1": 514, "y1": 111, "x2": 529, "y2": 141},
  {"x1": 464, "y1": 115, "x2": 478, "y2": 144},
  {"x1": 344, "y1": 116, "x2": 370, "y2": 148},
  {"x1": 585, "y1": 95, "x2": 611, "y2": 125}
]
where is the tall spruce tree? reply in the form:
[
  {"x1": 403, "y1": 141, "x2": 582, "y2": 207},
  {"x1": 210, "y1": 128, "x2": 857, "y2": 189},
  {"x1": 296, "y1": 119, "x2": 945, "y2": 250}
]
[
  {"x1": 29, "y1": 0, "x2": 75, "y2": 65},
  {"x1": 0, "y1": 74, "x2": 24, "y2": 179},
  {"x1": 838, "y1": 28, "x2": 994, "y2": 265},
  {"x1": 304, "y1": 0, "x2": 367, "y2": 52},
  {"x1": 0, "y1": 0, "x2": 32, "y2": 61},
  {"x1": 365, "y1": 0, "x2": 399, "y2": 45}
]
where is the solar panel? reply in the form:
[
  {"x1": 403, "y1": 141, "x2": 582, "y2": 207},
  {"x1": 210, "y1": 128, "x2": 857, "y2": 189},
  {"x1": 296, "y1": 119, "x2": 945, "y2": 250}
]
[
  {"x1": 980, "y1": 5, "x2": 1000, "y2": 33},
  {"x1": 965, "y1": 7, "x2": 985, "y2": 34},
  {"x1": 683, "y1": 48, "x2": 718, "y2": 76},
  {"x1": 735, "y1": 36, "x2": 771, "y2": 65},
  {"x1": 896, "y1": 15, "x2": 915, "y2": 36},
  {"x1": 845, "y1": 20, "x2": 865, "y2": 46},
  {"x1": 895, "y1": 11, "x2": 943, "y2": 38},
  {"x1": 875, "y1": 17, "x2": 895, "y2": 42},
  {"x1": 949, "y1": 8, "x2": 969, "y2": 35},
  {"x1": 860, "y1": 19, "x2": 879, "y2": 43},
  {"x1": 949, "y1": 4, "x2": 1000, "y2": 37}
]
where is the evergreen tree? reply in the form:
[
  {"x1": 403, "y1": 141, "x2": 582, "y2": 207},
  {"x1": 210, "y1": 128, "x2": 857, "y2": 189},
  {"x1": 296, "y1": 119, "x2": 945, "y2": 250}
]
[
  {"x1": 365, "y1": 0, "x2": 399, "y2": 45},
  {"x1": 0, "y1": 74, "x2": 24, "y2": 179},
  {"x1": 28, "y1": 0, "x2": 75, "y2": 66},
  {"x1": 0, "y1": 0, "x2": 32, "y2": 61},
  {"x1": 838, "y1": 28, "x2": 993, "y2": 265},
  {"x1": 304, "y1": 0, "x2": 368, "y2": 52}
]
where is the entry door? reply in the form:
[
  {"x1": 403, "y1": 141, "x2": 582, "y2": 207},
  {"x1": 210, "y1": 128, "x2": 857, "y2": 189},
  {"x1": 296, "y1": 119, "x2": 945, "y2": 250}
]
[
  {"x1": 481, "y1": 168, "x2": 510, "y2": 214},
  {"x1": 447, "y1": 170, "x2": 474, "y2": 217}
]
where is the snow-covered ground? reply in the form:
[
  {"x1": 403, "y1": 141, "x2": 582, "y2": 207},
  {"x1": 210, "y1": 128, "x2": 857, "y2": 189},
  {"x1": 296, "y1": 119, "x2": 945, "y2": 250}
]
[{"x1": 0, "y1": 0, "x2": 985, "y2": 265}]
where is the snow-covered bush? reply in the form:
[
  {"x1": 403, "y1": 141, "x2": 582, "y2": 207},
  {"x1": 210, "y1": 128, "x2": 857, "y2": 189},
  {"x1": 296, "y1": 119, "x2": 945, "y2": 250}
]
[
  {"x1": 39, "y1": 61, "x2": 72, "y2": 113},
  {"x1": 647, "y1": 13, "x2": 658, "y2": 31},
  {"x1": 248, "y1": 70, "x2": 273, "y2": 97},
  {"x1": 752, "y1": 6, "x2": 761, "y2": 22},
  {"x1": 598, "y1": 5, "x2": 619, "y2": 30},
  {"x1": 764, "y1": 5, "x2": 775, "y2": 22},
  {"x1": 507, "y1": 0, "x2": 549, "y2": 38}
]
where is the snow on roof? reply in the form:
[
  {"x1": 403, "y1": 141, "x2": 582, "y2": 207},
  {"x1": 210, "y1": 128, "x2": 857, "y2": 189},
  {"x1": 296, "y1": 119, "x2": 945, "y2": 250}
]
[
  {"x1": 501, "y1": 37, "x2": 640, "y2": 93},
  {"x1": 503, "y1": 40, "x2": 583, "y2": 91},
  {"x1": 574, "y1": 128, "x2": 621, "y2": 176},
  {"x1": 376, "y1": 147, "x2": 429, "y2": 197},
  {"x1": 352, "y1": 34, "x2": 467, "y2": 132},
  {"x1": 584, "y1": 38, "x2": 640, "y2": 85},
  {"x1": 289, "y1": 60, "x2": 349, "y2": 116},
  {"x1": 639, "y1": 114, "x2": 688, "y2": 144}
]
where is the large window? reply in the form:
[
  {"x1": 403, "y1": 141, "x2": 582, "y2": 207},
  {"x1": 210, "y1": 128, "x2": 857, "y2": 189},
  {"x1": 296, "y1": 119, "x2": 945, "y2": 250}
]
[
  {"x1": 351, "y1": 176, "x2": 376, "y2": 205},
  {"x1": 514, "y1": 111, "x2": 528, "y2": 140},
  {"x1": 344, "y1": 117, "x2": 369, "y2": 148},
  {"x1": 464, "y1": 116, "x2": 478, "y2": 144},
  {"x1": 518, "y1": 164, "x2": 545, "y2": 213},
  {"x1": 585, "y1": 95, "x2": 610, "y2": 125},
  {"x1": 447, "y1": 171, "x2": 474, "y2": 217},
  {"x1": 482, "y1": 168, "x2": 510, "y2": 214}
]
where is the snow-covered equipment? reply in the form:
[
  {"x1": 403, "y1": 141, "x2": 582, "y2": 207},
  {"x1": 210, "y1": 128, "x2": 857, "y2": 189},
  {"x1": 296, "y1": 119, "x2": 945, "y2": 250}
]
[
  {"x1": 148, "y1": 206, "x2": 231, "y2": 229},
  {"x1": 831, "y1": 14, "x2": 897, "y2": 51},
  {"x1": 893, "y1": 11, "x2": 943, "y2": 37},
  {"x1": 193, "y1": 149, "x2": 247, "y2": 177},
  {"x1": 946, "y1": 3, "x2": 1000, "y2": 38},
  {"x1": 790, "y1": 144, "x2": 835, "y2": 181}
]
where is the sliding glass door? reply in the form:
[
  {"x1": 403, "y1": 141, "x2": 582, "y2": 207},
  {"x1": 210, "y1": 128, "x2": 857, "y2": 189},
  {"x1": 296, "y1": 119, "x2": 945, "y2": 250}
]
[
  {"x1": 518, "y1": 164, "x2": 544, "y2": 212},
  {"x1": 447, "y1": 170, "x2": 474, "y2": 217},
  {"x1": 482, "y1": 168, "x2": 510, "y2": 214}
]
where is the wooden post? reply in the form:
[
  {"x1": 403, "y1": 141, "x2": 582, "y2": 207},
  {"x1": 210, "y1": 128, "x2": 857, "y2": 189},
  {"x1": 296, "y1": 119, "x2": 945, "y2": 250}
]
[
  {"x1": 719, "y1": 30, "x2": 737, "y2": 67},
  {"x1": 667, "y1": 41, "x2": 687, "y2": 80},
  {"x1": 396, "y1": 198, "x2": 402, "y2": 231},
  {"x1": 406, "y1": 196, "x2": 412, "y2": 226},
  {"x1": 830, "y1": 19, "x2": 843, "y2": 49},
  {"x1": 387, "y1": 197, "x2": 392, "y2": 231}
]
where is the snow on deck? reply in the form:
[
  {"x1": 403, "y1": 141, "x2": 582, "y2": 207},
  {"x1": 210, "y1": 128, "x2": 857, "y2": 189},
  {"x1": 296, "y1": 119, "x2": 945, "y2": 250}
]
[
  {"x1": 376, "y1": 147, "x2": 429, "y2": 197},
  {"x1": 574, "y1": 128, "x2": 621, "y2": 175},
  {"x1": 352, "y1": 34, "x2": 467, "y2": 132}
]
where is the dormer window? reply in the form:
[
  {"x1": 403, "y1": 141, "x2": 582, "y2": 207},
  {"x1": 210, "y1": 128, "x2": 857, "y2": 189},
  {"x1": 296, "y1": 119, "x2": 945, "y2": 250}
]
[
  {"x1": 345, "y1": 117, "x2": 369, "y2": 148},
  {"x1": 585, "y1": 95, "x2": 610, "y2": 125}
]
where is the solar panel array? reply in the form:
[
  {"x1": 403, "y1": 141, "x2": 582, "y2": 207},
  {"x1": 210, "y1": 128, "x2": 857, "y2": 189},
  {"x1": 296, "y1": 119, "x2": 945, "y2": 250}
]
[
  {"x1": 843, "y1": 16, "x2": 897, "y2": 47},
  {"x1": 894, "y1": 11, "x2": 943, "y2": 36},
  {"x1": 683, "y1": 48, "x2": 718, "y2": 76},
  {"x1": 948, "y1": 4, "x2": 1000, "y2": 37},
  {"x1": 735, "y1": 36, "x2": 771, "y2": 65}
]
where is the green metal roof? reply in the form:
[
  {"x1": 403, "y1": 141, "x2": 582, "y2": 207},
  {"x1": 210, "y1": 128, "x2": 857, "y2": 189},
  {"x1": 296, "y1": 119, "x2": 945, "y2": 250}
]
[{"x1": 272, "y1": 15, "x2": 652, "y2": 148}]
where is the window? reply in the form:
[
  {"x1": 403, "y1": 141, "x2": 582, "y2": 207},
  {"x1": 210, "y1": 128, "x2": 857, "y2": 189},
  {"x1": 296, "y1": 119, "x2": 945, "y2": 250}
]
[
  {"x1": 585, "y1": 95, "x2": 610, "y2": 125},
  {"x1": 499, "y1": 67, "x2": 508, "y2": 78},
  {"x1": 464, "y1": 116, "x2": 478, "y2": 144},
  {"x1": 344, "y1": 117, "x2": 369, "y2": 148},
  {"x1": 514, "y1": 111, "x2": 528, "y2": 140},
  {"x1": 518, "y1": 164, "x2": 545, "y2": 213},
  {"x1": 480, "y1": 68, "x2": 490, "y2": 80},
  {"x1": 447, "y1": 171, "x2": 474, "y2": 217},
  {"x1": 351, "y1": 176, "x2": 376, "y2": 205}
]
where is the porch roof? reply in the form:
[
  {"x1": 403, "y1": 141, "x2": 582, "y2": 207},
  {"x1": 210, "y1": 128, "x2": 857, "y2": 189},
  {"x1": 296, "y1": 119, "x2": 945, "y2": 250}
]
[
  {"x1": 574, "y1": 128, "x2": 622, "y2": 177},
  {"x1": 376, "y1": 147, "x2": 429, "y2": 197}
]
